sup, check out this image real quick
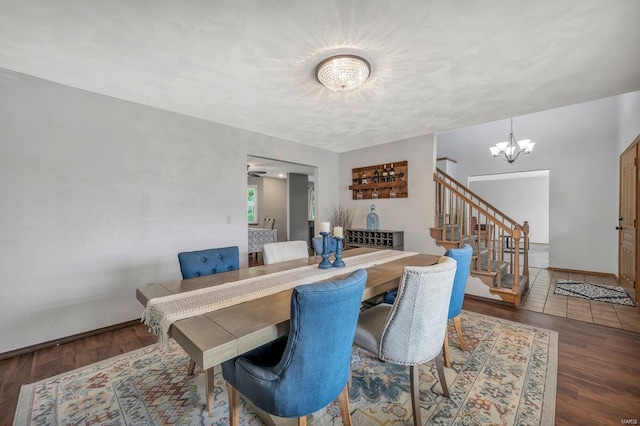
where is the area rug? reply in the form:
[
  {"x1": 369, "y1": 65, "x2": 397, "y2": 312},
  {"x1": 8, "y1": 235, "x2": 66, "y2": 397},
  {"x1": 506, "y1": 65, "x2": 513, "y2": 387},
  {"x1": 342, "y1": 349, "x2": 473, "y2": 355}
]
[
  {"x1": 555, "y1": 279, "x2": 635, "y2": 306},
  {"x1": 14, "y1": 311, "x2": 557, "y2": 425}
]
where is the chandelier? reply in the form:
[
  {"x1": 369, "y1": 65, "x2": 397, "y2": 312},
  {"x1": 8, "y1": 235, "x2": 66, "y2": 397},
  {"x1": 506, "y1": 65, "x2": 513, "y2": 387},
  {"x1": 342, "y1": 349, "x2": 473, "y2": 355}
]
[
  {"x1": 315, "y1": 54, "x2": 371, "y2": 91},
  {"x1": 489, "y1": 118, "x2": 535, "y2": 163}
]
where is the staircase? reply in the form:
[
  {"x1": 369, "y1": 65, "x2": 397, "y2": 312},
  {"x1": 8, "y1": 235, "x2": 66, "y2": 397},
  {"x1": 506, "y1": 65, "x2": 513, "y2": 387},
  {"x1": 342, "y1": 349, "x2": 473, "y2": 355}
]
[{"x1": 431, "y1": 168, "x2": 530, "y2": 308}]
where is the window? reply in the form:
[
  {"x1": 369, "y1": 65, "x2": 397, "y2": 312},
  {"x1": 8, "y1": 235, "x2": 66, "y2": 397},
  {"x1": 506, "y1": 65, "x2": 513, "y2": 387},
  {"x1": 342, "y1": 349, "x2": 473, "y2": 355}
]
[{"x1": 247, "y1": 185, "x2": 258, "y2": 224}]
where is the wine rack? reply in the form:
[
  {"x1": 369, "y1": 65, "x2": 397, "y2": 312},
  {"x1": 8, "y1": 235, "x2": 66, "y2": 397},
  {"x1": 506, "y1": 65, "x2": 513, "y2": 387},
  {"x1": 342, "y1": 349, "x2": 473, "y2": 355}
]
[
  {"x1": 348, "y1": 160, "x2": 408, "y2": 199},
  {"x1": 346, "y1": 229, "x2": 404, "y2": 251}
]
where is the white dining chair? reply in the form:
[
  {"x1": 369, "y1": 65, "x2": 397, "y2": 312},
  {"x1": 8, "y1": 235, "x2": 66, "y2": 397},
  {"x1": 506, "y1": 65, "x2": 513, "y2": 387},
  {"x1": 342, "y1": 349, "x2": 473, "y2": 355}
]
[{"x1": 262, "y1": 241, "x2": 309, "y2": 264}]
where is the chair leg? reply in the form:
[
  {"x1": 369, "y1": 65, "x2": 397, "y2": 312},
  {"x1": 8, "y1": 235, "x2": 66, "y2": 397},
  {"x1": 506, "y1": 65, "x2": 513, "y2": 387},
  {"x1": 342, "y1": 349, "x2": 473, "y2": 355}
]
[
  {"x1": 187, "y1": 359, "x2": 196, "y2": 376},
  {"x1": 453, "y1": 315, "x2": 467, "y2": 350},
  {"x1": 227, "y1": 382, "x2": 240, "y2": 426},
  {"x1": 443, "y1": 327, "x2": 451, "y2": 368},
  {"x1": 298, "y1": 416, "x2": 307, "y2": 426},
  {"x1": 337, "y1": 384, "x2": 352, "y2": 426},
  {"x1": 409, "y1": 364, "x2": 422, "y2": 426},
  {"x1": 435, "y1": 352, "x2": 450, "y2": 398}
]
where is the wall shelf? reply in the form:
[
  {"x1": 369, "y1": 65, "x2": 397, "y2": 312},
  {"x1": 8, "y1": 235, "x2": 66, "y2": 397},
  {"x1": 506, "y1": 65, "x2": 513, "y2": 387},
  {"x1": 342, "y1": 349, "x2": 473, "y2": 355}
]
[{"x1": 349, "y1": 161, "x2": 408, "y2": 199}]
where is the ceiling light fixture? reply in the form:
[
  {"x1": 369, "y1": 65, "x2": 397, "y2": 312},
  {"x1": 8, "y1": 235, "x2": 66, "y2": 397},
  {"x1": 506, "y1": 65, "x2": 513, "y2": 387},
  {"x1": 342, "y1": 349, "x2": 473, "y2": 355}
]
[
  {"x1": 490, "y1": 118, "x2": 535, "y2": 163},
  {"x1": 315, "y1": 54, "x2": 371, "y2": 91}
]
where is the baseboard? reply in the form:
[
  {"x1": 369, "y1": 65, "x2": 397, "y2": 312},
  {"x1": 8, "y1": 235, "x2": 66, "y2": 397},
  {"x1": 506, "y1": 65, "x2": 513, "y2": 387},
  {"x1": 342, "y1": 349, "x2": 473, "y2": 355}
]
[
  {"x1": 547, "y1": 266, "x2": 617, "y2": 280},
  {"x1": 0, "y1": 319, "x2": 142, "y2": 361}
]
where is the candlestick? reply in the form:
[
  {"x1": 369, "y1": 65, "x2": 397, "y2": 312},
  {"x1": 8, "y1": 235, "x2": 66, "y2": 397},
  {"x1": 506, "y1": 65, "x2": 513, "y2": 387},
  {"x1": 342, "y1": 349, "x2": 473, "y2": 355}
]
[
  {"x1": 319, "y1": 221, "x2": 330, "y2": 233},
  {"x1": 332, "y1": 237, "x2": 345, "y2": 268},
  {"x1": 333, "y1": 226, "x2": 343, "y2": 238},
  {"x1": 318, "y1": 232, "x2": 333, "y2": 269}
]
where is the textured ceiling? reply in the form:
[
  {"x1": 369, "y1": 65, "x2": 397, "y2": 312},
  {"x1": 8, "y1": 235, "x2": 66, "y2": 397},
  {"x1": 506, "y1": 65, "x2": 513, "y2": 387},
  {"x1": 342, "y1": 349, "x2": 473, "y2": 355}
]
[{"x1": 1, "y1": 0, "x2": 639, "y2": 153}]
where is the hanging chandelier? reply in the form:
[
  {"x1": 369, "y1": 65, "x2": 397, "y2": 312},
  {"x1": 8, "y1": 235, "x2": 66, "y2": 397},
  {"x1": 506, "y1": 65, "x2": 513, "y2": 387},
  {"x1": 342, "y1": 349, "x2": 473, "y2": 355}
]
[
  {"x1": 490, "y1": 118, "x2": 535, "y2": 163},
  {"x1": 315, "y1": 54, "x2": 371, "y2": 91}
]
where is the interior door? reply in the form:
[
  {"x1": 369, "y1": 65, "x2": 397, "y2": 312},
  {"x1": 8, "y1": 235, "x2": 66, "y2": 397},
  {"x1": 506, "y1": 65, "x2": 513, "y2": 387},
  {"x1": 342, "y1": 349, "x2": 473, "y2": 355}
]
[{"x1": 618, "y1": 139, "x2": 638, "y2": 304}]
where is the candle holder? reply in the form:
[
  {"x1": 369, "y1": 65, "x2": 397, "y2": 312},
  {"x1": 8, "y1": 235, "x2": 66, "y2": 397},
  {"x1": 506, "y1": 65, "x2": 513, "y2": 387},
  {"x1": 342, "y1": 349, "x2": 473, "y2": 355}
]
[
  {"x1": 332, "y1": 237, "x2": 345, "y2": 268},
  {"x1": 318, "y1": 232, "x2": 333, "y2": 269}
]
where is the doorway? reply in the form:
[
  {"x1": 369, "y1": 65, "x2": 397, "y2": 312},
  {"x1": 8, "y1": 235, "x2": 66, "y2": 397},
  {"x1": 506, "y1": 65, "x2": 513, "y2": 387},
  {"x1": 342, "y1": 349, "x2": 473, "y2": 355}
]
[
  {"x1": 618, "y1": 135, "x2": 639, "y2": 305},
  {"x1": 247, "y1": 155, "x2": 316, "y2": 245}
]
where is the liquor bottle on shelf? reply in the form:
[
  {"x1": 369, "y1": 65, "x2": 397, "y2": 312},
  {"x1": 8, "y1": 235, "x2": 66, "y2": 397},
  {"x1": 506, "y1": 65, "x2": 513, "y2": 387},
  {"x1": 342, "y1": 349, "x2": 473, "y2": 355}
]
[
  {"x1": 389, "y1": 163, "x2": 396, "y2": 181},
  {"x1": 373, "y1": 167, "x2": 379, "y2": 183},
  {"x1": 361, "y1": 171, "x2": 368, "y2": 185},
  {"x1": 381, "y1": 165, "x2": 388, "y2": 182}
]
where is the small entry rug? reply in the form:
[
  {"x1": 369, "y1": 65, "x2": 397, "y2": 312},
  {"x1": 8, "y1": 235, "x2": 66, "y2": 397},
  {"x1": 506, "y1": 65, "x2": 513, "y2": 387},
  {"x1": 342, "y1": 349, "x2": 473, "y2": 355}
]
[
  {"x1": 555, "y1": 279, "x2": 635, "y2": 306},
  {"x1": 14, "y1": 311, "x2": 557, "y2": 425}
]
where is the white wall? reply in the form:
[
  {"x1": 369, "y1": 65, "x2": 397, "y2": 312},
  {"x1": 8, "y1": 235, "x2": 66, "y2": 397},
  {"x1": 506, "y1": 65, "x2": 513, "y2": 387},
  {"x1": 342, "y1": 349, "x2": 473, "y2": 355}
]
[
  {"x1": 617, "y1": 90, "x2": 640, "y2": 153},
  {"x1": 437, "y1": 95, "x2": 625, "y2": 274},
  {"x1": 469, "y1": 172, "x2": 550, "y2": 244},
  {"x1": 262, "y1": 177, "x2": 287, "y2": 242},
  {"x1": 339, "y1": 134, "x2": 441, "y2": 256},
  {"x1": 0, "y1": 72, "x2": 339, "y2": 353}
]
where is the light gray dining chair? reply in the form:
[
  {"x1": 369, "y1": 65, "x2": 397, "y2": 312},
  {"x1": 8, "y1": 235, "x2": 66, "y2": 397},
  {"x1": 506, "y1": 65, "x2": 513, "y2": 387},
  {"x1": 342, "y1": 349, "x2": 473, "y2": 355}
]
[
  {"x1": 353, "y1": 256, "x2": 457, "y2": 426},
  {"x1": 262, "y1": 241, "x2": 309, "y2": 264}
]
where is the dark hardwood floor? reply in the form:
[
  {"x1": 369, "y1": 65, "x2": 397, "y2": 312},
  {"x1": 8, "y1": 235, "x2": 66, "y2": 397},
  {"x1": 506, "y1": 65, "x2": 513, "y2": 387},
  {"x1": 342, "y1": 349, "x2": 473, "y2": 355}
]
[{"x1": 1, "y1": 298, "x2": 639, "y2": 424}]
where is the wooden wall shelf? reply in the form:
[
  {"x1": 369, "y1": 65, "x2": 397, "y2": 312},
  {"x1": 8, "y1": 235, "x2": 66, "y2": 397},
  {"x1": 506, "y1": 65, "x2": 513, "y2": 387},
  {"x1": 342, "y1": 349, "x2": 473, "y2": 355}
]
[{"x1": 349, "y1": 160, "x2": 408, "y2": 199}]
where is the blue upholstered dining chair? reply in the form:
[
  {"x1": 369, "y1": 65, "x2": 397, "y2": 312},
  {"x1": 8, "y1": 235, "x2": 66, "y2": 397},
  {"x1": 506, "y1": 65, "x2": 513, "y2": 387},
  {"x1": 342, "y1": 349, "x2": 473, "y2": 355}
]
[
  {"x1": 353, "y1": 258, "x2": 457, "y2": 426},
  {"x1": 311, "y1": 236, "x2": 337, "y2": 256},
  {"x1": 442, "y1": 244, "x2": 473, "y2": 367},
  {"x1": 177, "y1": 246, "x2": 239, "y2": 279},
  {"x1": 177, "y1": 246, "x2": 240, "y2": 375},
  {"x1": 222, "y1": 269, "x2": 367, "y2": 426}
]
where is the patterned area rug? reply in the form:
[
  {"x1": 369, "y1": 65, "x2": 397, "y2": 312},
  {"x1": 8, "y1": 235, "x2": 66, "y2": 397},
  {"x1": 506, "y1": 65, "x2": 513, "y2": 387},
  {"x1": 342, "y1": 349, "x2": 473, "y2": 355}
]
[
  {"x1": 14, "y1": 311, "x2": 557, "y2": 425},
  {"x1": 555, "y1": 279, "x2": 635, "y2": 306}
]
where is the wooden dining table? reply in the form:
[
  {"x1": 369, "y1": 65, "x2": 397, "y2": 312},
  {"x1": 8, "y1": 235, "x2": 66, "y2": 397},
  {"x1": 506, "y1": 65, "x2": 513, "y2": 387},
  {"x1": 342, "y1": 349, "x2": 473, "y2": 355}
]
[{"x1": 136, "y1": 247, "x2": 440, "y2": 417}]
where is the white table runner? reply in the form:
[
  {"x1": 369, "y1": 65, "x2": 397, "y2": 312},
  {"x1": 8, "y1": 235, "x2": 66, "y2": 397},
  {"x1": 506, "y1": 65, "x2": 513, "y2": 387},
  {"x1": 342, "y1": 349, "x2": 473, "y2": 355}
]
[{"x1": 142, "y1": 250, "x2": 417, "y2": 346}]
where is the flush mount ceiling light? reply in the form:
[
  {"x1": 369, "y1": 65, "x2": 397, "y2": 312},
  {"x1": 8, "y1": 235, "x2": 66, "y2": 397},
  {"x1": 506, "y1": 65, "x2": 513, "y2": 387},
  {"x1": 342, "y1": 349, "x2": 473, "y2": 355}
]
[
  {"x1": 490, "y1": 118, "x2": 536, "y2": 163},
  {"x1": 315, "y1": 54, "x2": 371, "y2": 91}
]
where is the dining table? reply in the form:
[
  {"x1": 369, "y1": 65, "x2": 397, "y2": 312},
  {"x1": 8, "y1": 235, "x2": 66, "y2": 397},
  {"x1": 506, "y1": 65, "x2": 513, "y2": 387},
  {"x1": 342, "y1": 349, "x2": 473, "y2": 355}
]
[{"x1": 136, "y1": 247, "x2": 440, "y2": 417}]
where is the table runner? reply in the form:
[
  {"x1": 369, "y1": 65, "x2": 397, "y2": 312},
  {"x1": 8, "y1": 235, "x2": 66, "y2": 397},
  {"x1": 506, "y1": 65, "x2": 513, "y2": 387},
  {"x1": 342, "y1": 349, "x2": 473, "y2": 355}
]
[{"x1": 142, "y1": 250, "x2": 417, "y2": 347}]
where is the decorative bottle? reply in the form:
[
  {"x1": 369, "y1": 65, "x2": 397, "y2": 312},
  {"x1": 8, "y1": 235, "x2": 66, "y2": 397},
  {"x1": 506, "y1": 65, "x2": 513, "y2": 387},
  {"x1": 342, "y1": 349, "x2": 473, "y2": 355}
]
[
  {"x1": 361, "y1": 171, "x2": 368, "y2": 185},
  {"x1": 389, "y1": 163, "x2": 396, "y2": 181},
  {"x1": 366, "y1": 204, "x2": 379, "y2": 230},
  {"x1": 373, "y1": 167, "x2": 379, "y2": 183},
  {"x1": 381, "y1": 165, "x2": 388, "y2": 182}
]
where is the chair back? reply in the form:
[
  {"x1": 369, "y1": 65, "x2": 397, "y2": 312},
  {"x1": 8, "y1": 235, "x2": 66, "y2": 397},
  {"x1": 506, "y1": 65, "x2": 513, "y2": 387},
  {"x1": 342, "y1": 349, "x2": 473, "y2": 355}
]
[
  {"x1": 177, "y1": 246, "x2": 239, "y2": 279},
  {"x1": 379, "y1": 257, "x2": 457, "y2": 364},
  {"x1": 262, "y1": 241, "x2": 308, "y2": 264},
  {"x1": 311, "y1": 236, "x2": 337, "y2": 255},
  {"x1": 445, "y1": 244, "x2": 473, "y2": 319},
  {"x1": 272, "y1": 269, "x2": 367, "y2": 416},
  {"x1": 263, "y1": 218, "x2": 276, "y2": 230}
]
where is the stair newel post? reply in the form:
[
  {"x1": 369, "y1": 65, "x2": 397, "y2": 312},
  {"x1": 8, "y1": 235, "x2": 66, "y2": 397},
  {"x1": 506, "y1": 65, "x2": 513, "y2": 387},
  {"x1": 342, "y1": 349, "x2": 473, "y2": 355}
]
[
  {"x1": 522, "y1": 221, "x2": 530, "y2": 285},
  {"x1": 434, "y1": 174, "x2": 441, "y2": 225},
  {"x1": 512, "y1": 225, "x2": 522, "y2": 308},
  {"x1": 467, "y1": 204, "x2": 472, "y2": 244}
]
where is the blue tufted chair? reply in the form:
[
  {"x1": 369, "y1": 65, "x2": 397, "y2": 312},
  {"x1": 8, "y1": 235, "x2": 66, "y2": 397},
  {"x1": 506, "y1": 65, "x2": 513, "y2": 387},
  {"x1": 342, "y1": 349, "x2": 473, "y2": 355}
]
[
  {"x1": 311, "y1": 236, "x2": 337, "y2": 256},
  {"x1": 441, "y1": 244, "x2": 473, "y2": 367},
  {"x1": 222, "y1": 269, "x2": 367, "y2": 425},
  {"x1": 177, "y1": 246, "x2": 239, "y2": 375},
  {"x1": 177, "y1": 246, "x2": 239, "y2": 279}
]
